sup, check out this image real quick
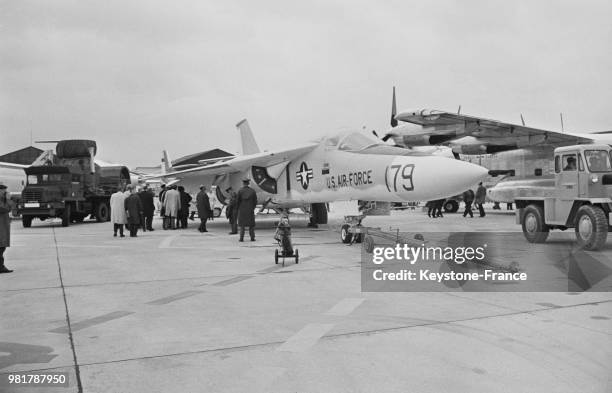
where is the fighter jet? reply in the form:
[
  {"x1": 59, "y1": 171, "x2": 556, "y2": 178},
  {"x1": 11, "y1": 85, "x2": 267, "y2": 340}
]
[
  {"x1": 383, "y1": 87, "x2": 612, "y2": 203},
  {"x1": 151, "y1": 119, "x2": 488, "y2": 235}
]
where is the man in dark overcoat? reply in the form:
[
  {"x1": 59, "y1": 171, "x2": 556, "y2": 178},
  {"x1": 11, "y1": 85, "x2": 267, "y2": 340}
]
[
  {"x1": 475, "y1": 182, "x2": 487, "y2": 217},
  {"x1": 138, "y1": 184, "x2": 156, "y2": 231},
  {"x1": 462, "y1": 189, "x2": 475, "y2": 218},
  {"x1": 196, "y1": 185, "x2": 211, "y2": 232},
  {"x1": 124, "y1": 185, "x2": 144, "y2": 237},
  {"x1": 225, "y1": 187, "x2": 238, "y2": 234},
  {"x1": 0, "y1": 182, "x2": 13, "y2": 273},
  {"x1": 178, "y1": 186, "x2": 192, "y2": 229},
  {"x1": 236, "y1": 178, "x2": 257, "y2": 242}
]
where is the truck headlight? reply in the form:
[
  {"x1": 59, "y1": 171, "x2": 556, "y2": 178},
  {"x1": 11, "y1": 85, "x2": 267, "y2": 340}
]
[{"x1": 591, "y1": 175, "x2": 599, "y2": 183}]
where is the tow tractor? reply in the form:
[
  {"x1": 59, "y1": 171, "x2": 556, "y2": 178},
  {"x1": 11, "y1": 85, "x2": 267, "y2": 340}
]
[
  {"x1": 340, "y1": 201, "x2": 425, "y2": 252},
  {"x1": 515, "y1": 144, "x2": 612, "y2": 250}
]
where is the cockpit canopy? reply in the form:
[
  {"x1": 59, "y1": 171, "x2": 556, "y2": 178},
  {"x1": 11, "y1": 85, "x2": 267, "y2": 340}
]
[
  {"x1": 322, "y1": 131, "x2": 429, "y2": 156},
  {"x1": 323, "y1": 131, "x2": 382, "y2": 151}
]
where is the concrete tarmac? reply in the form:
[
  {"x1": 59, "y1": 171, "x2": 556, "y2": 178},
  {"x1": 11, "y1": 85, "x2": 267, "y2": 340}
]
[{"x1": 1, "y1": 205, "x2": 611, "y2": 392}]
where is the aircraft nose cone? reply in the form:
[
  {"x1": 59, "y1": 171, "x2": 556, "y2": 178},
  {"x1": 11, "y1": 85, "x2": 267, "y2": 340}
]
[{"x1": 411, "y1": 157, "x2": 488, "y2": 200}]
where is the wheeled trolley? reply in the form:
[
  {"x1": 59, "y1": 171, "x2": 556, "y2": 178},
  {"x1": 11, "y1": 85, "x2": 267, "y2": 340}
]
[
  {"x1": 274, "y1": 216, "x2": 299, "y2": 266},
  {"x1": 360, "y1": 227, "x2": 425, "y2": 253}
]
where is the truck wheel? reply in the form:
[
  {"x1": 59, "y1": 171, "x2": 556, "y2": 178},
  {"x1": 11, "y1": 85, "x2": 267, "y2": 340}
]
[
  {"x1": 61, "y1": 204, "x2": 71, "y2": 227},
  {"x1": 444, "y1": 200, "x2": 459, "y2": 213},
  {"x1": 22, "y1": 216, "x2": 33, "y2": 228},
  {"x1": 341, "y1": 224, "x2": 353, "y2": 244},
  {"x1": 575, "y1": 205, "x2": 608, "y2": 251},
  {"x1": 96, "y1": 202, "x2": 110, "y2": 222},
  {"x1": 522, "y1": 204, "x2": 549, "y2": 243}
]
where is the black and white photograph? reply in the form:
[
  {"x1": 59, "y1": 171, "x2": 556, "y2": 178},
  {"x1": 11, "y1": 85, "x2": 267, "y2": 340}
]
[{"x1": 1, "y1": 1, "x2": 611, "y2": 392}]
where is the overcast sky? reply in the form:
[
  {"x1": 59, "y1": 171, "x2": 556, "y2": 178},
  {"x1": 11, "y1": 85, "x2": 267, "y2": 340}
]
[{"x1": 1, "y1": 0, "x2": 611, "y2": 167}]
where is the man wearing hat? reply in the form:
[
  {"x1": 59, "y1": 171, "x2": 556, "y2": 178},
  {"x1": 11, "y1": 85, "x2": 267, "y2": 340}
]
[
  {"x1": 124, "y1": 185, "x2": 144, "y2": 237},
  {"x1": 0, "y1": 182, "x2": 13, "y2": 273},
  {"x1": 225, "y1": 186, "x2": 238, "y2": 235},
  {"x1": 475, "y1": 182, "x2": 487, "y2": 218},
  {"x1": 236, "y1": 177, "x2": 257, "y2": 242},
  {"x1": 138, "y1": 184, "x2": 156, "y2": 231},
  {"x1": 196, "y1": 185, "x2": 212, "y2": 232}
]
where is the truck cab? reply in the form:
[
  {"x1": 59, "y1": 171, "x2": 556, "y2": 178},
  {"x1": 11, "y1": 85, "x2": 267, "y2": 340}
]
[
  {"x1": 20, "y1": 166, "x2": 87, "y2": 227},
  {"x1": 515, "y1": 144, "x2": 612, "y2": 250}
]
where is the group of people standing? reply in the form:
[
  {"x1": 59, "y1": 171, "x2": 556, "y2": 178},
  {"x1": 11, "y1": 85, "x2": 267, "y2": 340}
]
[
  {"x1": 426, "y1": 182, "x2": 488, "y2": 219},
  {"x1": 110, "y1": 184, "x2": 155, "y2": 237},
  {"x1": 427, "y1": 199, "x2": 445, "y2": 218},
  {"x1": 110, "y1": 178, "x2": 258, "y2": 241},
  {"x1": 158, "y1": 184, "x2": 194, "y2": 230}
]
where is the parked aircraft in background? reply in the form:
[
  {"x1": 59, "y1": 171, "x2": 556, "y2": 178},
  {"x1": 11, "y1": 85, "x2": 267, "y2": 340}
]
[
  {"x1": 383, "y1": 87, "x2": 612, "y2": 203},
  {"x1": 0, "y1": 161, "x2": 27, "y2": 199}
]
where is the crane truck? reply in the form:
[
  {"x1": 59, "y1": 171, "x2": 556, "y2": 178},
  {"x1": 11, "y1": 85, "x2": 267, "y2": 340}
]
[{"x1": 18, "y1": 140, "x2": 130, "y2": 227}]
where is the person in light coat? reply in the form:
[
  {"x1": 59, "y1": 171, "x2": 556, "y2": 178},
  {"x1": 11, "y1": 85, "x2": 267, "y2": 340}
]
[
  {"x1": 110, "y1": 186, "x2": 128, "y2": 237},
  {"x1": 163, "y1": 185, "x2": 181, "y2": 230}
]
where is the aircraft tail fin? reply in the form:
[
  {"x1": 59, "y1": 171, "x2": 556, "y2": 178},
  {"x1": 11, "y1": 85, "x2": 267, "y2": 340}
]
[
  {"x1": 161, "y1": 150, "x2": 172, "y2": 175},
  {"x1": 236, "y1": 119, "x2": 261, "y2": 155},
  {"x1": 390, "y1": 86, "x2": 398, "y2": 128}
]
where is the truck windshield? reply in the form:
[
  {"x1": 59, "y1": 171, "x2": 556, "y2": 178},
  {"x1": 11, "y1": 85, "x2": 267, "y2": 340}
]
[
  {"x1": 584, "y1": 150, "x2": 612, "y2": 172},
  {"x1": 27, "y1": 174, "x2": 69, "y2": 184}
]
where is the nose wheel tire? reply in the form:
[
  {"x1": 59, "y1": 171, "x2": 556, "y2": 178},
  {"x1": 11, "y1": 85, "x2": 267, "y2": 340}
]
[
  {"x1": 521, "y1": 204, "x2": 549, "y2": 243},
  {"x1": 444, "y1": 200, "x2": 459, "y2": 213},
  {"x1": 575, "y1": 205, "x2": 608, "y2": 251},
  {"x1": 341, "y1": 224, "x2": 353, "y2": 244}
]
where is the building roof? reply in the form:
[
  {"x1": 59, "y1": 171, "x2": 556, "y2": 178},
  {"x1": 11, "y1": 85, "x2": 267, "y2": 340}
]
[{"x1": 0, "y1": 146, "x2": 45, "y2": 165}]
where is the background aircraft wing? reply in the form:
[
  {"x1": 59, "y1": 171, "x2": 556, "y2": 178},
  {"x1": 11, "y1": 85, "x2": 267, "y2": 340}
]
[
  {"x1": 0, "y1": 162, "x2": 28, "y2": 169},
  {"x1": 395, "y1": 109, "x2": 595, "y2": 146}
]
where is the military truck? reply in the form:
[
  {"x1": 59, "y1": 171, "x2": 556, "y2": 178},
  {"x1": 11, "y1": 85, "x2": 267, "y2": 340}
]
[
  {"x1": 18, "y1": 140, "x2": 130, "y2": 227},
  {"x1": 515, "y1": 144, "x2": 612, "y2": 250}
]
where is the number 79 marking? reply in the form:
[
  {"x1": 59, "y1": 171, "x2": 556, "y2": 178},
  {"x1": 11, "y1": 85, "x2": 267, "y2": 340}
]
[{"x1": 385, "y1": 164, "x2": 414, "y2": 192}]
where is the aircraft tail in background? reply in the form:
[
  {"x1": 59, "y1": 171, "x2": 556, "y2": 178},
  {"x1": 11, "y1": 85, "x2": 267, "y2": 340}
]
[
  {"x1": 390, "y1": 86, "x2": 398, "y2": 128},
  {"x1": 236, "y1": 119, "x2": 261, "y2": 155},
  {"x1": 161, "y1": 150, "x2": 172, "y2": 175}
]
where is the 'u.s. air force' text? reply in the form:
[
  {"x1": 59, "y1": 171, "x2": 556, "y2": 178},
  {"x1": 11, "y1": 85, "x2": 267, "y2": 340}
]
[{"x1": 326, "y1": 170, "x2": 373, "y2": 189}]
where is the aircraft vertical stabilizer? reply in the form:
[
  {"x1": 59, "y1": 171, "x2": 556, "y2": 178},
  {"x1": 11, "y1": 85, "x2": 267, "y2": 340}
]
[
  {"x1": 236, "y1": 119, "x2": 261, "y2": 155},
  {"x1": 162, "y1": 150, "x2": 172, "y2": 175},
  {"x1": 390, "y1": 86, "x2": 398, "y2": 128}
]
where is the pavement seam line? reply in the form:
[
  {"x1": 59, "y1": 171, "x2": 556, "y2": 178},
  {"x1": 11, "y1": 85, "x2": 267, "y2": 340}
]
[
  {"x1": 3, "y1": 298, "x2": 611, "y2": 373},
  {"x1": 52, "y1": 227, "x2": 83, "y2": 393}
]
